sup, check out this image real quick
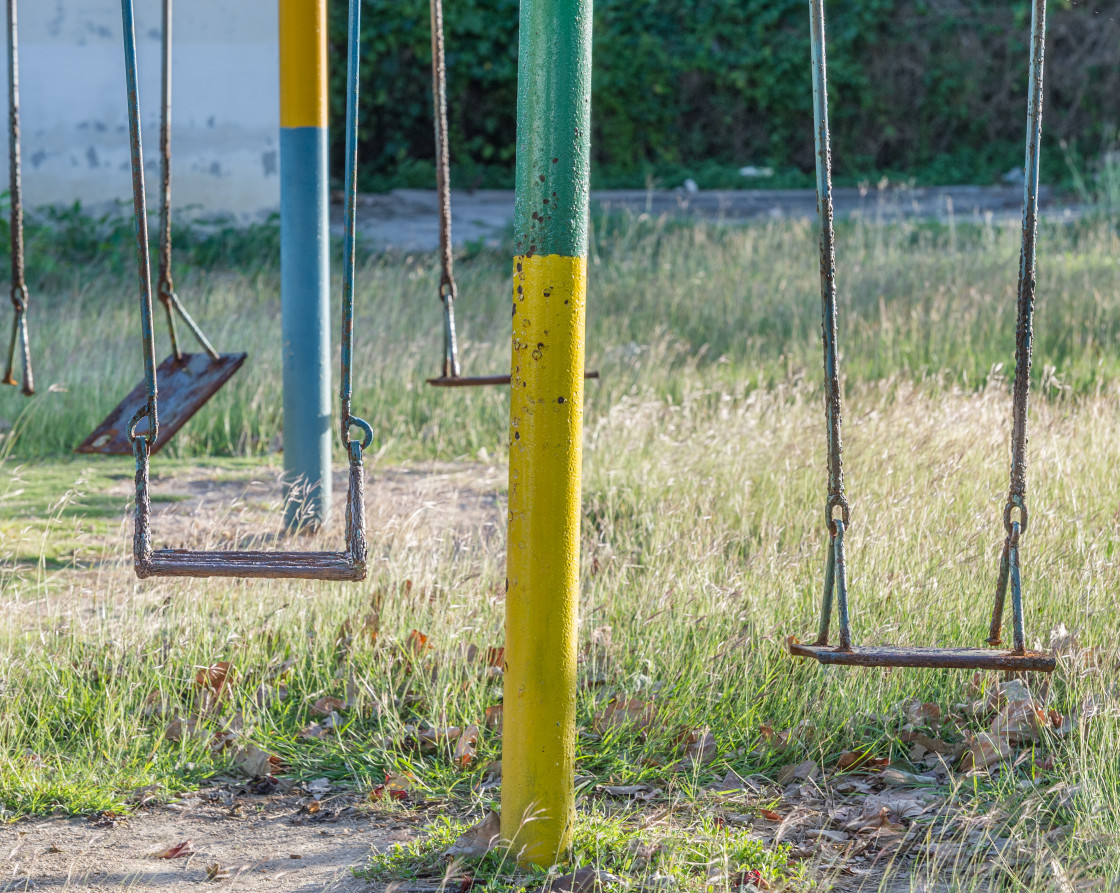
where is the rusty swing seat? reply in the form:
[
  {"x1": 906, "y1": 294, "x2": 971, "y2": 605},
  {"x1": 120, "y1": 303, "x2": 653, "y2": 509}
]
[
  {"x1": 77, "y1": 350, "x2": 246, "y2": 455},
  {"x1": 80, "y1": 0, "x2": 244, "y2": 456},
  {"x1": 133, "y1": 439, "x2": 368, "y2": 582},
  {"x1": 789, "y1": 645, "x2": 1055, "y2": 672},
  {"x1": 118, "y1": 0, "x2": 371, "y2": 583},
  {"x1": 789, "y1": 0, "x2": 1055, "y2": 673}
]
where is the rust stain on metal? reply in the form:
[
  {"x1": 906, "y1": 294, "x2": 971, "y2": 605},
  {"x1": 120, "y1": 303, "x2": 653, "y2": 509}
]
[
  {"x1": 790, "y1": 642, "x2": 1055, "y2": 672},
  {"x1": 76, "y1": 352, "x2": 246, "y2": 455}
]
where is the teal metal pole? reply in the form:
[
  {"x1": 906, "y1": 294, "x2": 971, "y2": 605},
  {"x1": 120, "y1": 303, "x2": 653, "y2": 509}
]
[{"x1": 279, "y1": 0, "x2": 331, "y2": 530}]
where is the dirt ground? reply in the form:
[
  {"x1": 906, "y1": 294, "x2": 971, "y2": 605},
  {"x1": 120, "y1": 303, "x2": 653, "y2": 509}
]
[
  {"x1": 0, "y1": 792, "x2": 412, "y2": 892},
  {"x1": 1, "y1": 461, "x2": 506, "y2": 892}
]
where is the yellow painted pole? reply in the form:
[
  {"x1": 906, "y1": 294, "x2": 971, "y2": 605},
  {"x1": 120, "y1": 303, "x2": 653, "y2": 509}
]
[{"x1": 501, "y1": 0, "x2": 592, "y2": 867}]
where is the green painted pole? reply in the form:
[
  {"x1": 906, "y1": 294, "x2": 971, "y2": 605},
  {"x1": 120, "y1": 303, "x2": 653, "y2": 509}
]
[{"x1": 502, "y1": 0, "x2": 592, "y2": 868}]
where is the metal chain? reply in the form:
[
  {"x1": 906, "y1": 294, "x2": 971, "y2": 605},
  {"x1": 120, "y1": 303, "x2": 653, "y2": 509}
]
[
  {"x1": 1002, "y1": 0, "x2": 1046, "y2": 539},
  {"x1": 808, "y1": 0, "x2": 852, "y2": 651},
  {"x1": 810, "y1": 0, "x2": 848, "y2": 537},
  {"x1": 151, "y1": 0, "x2": 219, "y2": 364},
  {"x1": 157, "y1": 0, "x2": 180, "y2": 359},
  {"x1": 3, "y1": 0, "x2": 32, "y2": 395},
  {"x1": 430, "y1": 0, "x2": 460, "y2": 378},
  {"x1": 989, "y1": 0, "x2": 1046, "y2": 655},
  {"x1": 339, "y1": 0, "x2": 372, "y2": 454},
  {"x1": 121, "y1": 0, "x2": 158, "y2": 446}
]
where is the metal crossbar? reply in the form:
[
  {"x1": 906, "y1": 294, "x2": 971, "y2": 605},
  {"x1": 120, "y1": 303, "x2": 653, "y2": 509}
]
[
  {"x1": 428, "y1": 370, "x2": 601, "y2": 388},
  {"x1": 119, "y1": 0, "x2": 370, "y2": 581},
  {"x1": 791, "y1": 0, "x2": 1055, "y2": 673}
]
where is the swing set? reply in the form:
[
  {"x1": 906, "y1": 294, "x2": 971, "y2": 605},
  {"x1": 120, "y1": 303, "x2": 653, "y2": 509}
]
[
  {"x1": 99, "y1": 0, "x2": 1057, "y2": 679},
  {"x1": 788, "y1": 0, "x2": 1055, "y2": 673}
]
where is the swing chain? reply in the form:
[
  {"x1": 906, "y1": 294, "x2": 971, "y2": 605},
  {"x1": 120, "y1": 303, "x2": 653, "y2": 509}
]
[
  {"x1": 3, "y1": 0, "x2": 33, "y2": 395},
  {"x1": 150, "y1": 0, "x2": 220, "y2": 365},
  {"x1": 1001, "y1": 0, "x2": 1045, "y2": 541},
  {"x1": 339, "y1": 0, "x2": 372, "y2": 456},
  {"x1": 157, "y1": 0, "x2": 180, "y2": 358},
  {"x1": 431, "y1": 0, "x2": 461, "y2": 379},
  {"x1": 811, "y1": 0, "x2": 848, "y2": 537}
]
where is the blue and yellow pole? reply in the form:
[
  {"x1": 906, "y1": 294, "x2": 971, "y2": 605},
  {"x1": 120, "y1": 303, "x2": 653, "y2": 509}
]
[
  {"x1": 501, "y1": 0, "x2": 592, "y2": 867},
  {"x1": 279, "y1": 0, "x2": 331, "y2": 529}
]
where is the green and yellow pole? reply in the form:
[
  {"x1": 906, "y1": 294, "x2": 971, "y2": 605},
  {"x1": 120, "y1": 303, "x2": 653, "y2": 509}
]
[
  {"x1": 279, "y1": 0, "x2": 331, "y2": 529},
  {"x1": 502, "y1": 0, "x2": 592, "y2": 867}
]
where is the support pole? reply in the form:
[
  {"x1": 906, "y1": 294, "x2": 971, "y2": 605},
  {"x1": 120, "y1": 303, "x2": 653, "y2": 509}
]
[
  {"x1": 502, "y1": 0, "x2": 592, "y2": 867},
  {"x1": 279, "y1": 0, "x2": 331, "y2": 530}
]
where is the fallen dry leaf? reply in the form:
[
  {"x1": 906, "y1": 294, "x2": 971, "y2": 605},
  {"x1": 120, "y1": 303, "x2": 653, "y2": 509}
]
[
  {"x1": 991, "y1": 698, "x2": 1046, "y2": 744},
  {"x1": 233, "y1": 743, "x2": 283, "y2": 778},
  {"x1": 960, "y1": 732, "x2": 1011, "y2": 772},
  {"x1": 311, "y1": 695, "x2": 345, "y2": 717},
  {"x1": 679, "y1": 728, "x2": 717, "y2": 770},
  {"x1": 454, "y1": 725, "x2": 481, "y2": 769},
  {"x1": 195, "y1": 661, "x2": 233, "y2": 694},
  {"x1": 485, "y1": 646, "x2": 505, "y2": 669},
  {"x1": 484, "y1": 704, "x2": 503, "y2": 732},
  {"x1": 443, "y1": 810, "x2": 501, "y2": 859},
  {"x1": 900, "y1": 730, "x2": 953, "y2": 755},
  {"x1": 759, "y1": 808, "x2": 783, "y2": 821},
  {"x1": 371, "y1": 770, "x2": 413, "y2": 802},
  {"x1": 881, "y1": 767, "x2": 937, "y2": 786},
  {"x1": 709, "y1": 769, "x2": 753, "y2": 794},
  {"x1": 592, "y1": 698, "x2": 656, "y2": 734},
  {"x1": 406, "y1": 630, "x2": 430, "y2": 655},
  {"x1": 163, "y1": 717, "x2": 201, "y2": 743},
  {"x1": 777, "y1": 759, "x2": 819, "y2": 785},
  {"x1": 154, "y1": 839, "x2": 194, "y2": 859},
  {"x1": 206, "y1": 862, "x2": 231, "y2": 880}
]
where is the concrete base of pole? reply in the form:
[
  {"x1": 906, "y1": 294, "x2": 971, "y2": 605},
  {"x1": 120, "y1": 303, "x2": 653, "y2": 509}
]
[{"x1": 280, "y1": 125, "x2": 331, "y2": 531}]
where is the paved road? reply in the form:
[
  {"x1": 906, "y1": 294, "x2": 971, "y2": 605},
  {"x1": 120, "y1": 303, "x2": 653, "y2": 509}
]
[{"x1": 330, "y1": 184, "x2": 1080, "y2": 252}]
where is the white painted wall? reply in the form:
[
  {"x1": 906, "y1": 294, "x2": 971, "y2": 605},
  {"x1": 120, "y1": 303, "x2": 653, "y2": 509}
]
[{"x1": 5, "y1": 1, "x2": 279, "y2": 218}]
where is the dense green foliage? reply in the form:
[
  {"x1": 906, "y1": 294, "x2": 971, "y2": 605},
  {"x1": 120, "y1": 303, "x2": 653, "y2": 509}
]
[{"x1": 328, "y1": 0, "x2": 1118, "y2": 190}]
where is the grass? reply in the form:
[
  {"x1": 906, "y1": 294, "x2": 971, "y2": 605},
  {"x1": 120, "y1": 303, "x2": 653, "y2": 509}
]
[{"x1": 2, "y1": 201, "x2": 1120, "y2": 889}]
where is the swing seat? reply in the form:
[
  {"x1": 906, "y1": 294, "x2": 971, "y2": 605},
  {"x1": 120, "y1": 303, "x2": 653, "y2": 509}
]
[
  {"x1": 136, "y1": 548, "x2": 366, "y2": 581},
  {"x1": 427, "y1": 369, "x2": 601, "y2": 387},
  {"x1": 77, "y1": 351, "x2": 247, "y2": 455},
  {"x1": 789, "y1": 641, "x2": 1055, "y2": 672}
]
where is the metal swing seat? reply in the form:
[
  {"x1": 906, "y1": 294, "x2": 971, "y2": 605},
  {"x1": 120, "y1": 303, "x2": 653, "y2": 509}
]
[
  {"x1": 789, "y1": 0, "x2": 1055, "y2": 673},
  {"x1": 120, "y1": 0, "x2": 370, "y2": 582},
  {"x1": 77, "y1": 0, "x2": 245, "y2": 456},
  {"x1": 422, "y1": 0, "x2": 597, "y2": 389}
]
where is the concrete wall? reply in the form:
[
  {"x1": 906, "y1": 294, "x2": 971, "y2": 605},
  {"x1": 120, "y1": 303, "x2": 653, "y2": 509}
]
[{"x1": 5, "y1": 1, "x2": 279, "y2": 218}]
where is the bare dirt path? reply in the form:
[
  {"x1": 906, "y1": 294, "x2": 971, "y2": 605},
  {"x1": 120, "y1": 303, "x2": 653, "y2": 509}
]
[{"x1": 0, "y1": 793, "x2": 414, "y2": 892}]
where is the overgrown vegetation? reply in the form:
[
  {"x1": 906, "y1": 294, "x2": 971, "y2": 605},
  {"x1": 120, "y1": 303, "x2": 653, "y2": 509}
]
[
  {"x1": 2, "y1": 206, "x2": 1120, "y2": 889},
  {"x1": 328, "y1": 0, "x2": 1119, "y2": 190}
]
